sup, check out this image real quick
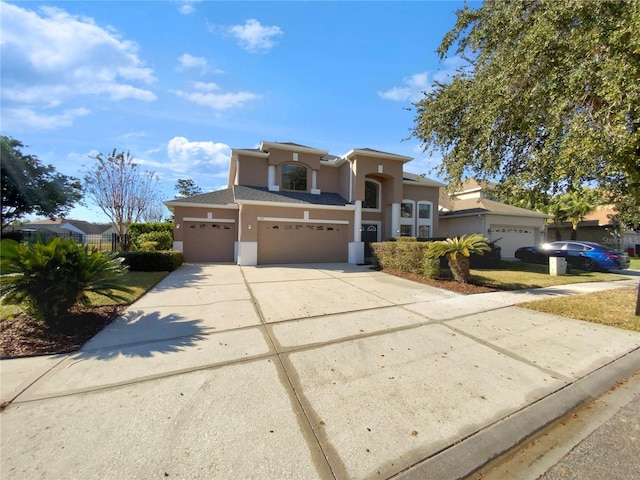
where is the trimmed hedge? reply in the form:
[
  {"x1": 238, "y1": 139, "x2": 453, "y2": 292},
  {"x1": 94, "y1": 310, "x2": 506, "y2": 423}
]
[
  {"x1": 371, "y1": 239, "x2": 440, "y2": 278},
  {"x1": 119, "y1": 250, "x2": 184, "y2": 272}
]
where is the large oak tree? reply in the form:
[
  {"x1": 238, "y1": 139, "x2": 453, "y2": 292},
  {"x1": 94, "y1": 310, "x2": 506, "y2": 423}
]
[{"x1": 412, "y1": 0, "x2": 640, "y2": 229}]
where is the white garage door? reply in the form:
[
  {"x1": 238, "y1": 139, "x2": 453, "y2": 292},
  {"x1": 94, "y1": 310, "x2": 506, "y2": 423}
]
[
  {"x1": 258, "y1": 221, "x2": 348, "y2": 264},
  {"x1": 489, "y1": 226, "x2": 536, "y2": 258},
  {"x1": 183, "y1": 221, "x2": 236, "y2": 262}
]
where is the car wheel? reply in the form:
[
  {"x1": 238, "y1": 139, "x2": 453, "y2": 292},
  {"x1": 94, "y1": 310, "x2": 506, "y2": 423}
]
[{"x1": 581, "y1": 258, "x2": 597, "y2": 272}]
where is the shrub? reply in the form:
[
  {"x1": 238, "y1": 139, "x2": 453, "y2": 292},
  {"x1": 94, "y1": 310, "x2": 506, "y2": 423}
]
[
  {"x1": 0, "y1": 238, "x2": 132, "y2": 323},
  {"x1": 423, "y1": 255, "x2": 440, "y2": 279},
  {"x1": 372, "y1": 238, "x2": 431, "y2": 274},
  {"x1": 119, "y1": 250, "x2": 184, "y2": 272},
  {"x1": 129, "y1": 222, "x2": 173, "y2": 251},
  {"x1": 134, "y1": 231, "x2": 173, "y2": 251}
]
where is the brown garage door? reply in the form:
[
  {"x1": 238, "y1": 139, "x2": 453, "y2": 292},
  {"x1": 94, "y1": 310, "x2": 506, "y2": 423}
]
[
  {"x1": 183, "y1": 222, "x2": 236, "y2": 262},
  {"x1": 258, "y1": 221, "x2": 348, "y2": 264}
]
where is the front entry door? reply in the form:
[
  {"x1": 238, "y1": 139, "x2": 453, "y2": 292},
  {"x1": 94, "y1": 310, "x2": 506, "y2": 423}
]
[{"x1": 362, "y1": 224, "x2": 378, "y2": 259}]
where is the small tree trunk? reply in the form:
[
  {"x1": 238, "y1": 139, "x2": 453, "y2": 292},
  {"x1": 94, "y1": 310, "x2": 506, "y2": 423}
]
[
  {"x1": 448, "y1": 255, "x2": 471, "y2": 283},
  {"x1": 635, "y1": 281, "x2": 640, "y2": 317}
]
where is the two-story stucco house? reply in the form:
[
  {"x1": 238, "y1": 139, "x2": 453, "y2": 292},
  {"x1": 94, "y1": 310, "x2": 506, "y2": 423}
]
[{"x1": 164, "y1": 141, "x2": 444, "y2": 265}]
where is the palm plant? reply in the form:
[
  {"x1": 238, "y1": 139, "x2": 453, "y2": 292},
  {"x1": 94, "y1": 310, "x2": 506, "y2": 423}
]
[
  {"x1": 0, "y1": 237, "x2": 132, "y2": 322},
  {"x1": 426, "y1": 234, "x2": 491, "y2": 283},
  {"x1": 562, "y1": 189, "x2": 599, "y2": 240}
]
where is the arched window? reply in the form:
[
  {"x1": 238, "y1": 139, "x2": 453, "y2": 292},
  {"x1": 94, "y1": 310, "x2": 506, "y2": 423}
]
[
  {"x1": 363, "y1": 179, "x2": 381, "y2": 210},
  {"x1": 281, "y1": 164, "x2": 307, "y2": 191}
]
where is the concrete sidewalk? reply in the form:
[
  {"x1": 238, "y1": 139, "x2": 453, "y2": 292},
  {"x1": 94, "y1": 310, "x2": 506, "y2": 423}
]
[{"x1": 1, "y1": 264, "x2": 639, "y2": 479}]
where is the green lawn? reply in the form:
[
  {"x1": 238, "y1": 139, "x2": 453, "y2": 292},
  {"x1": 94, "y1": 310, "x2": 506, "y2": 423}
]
[
  {"x1": 0, "y1": 271, "x2": 168, "y2": 319},
  {"x1": 469, "y1": 261, "x2": 628, "y2": 291},
  {"x1": 630, "y1": 257, "x2": 640, "y2": 270},
  {"x1": 520, "y1": 288, "x2": 640, "y2": 332}
]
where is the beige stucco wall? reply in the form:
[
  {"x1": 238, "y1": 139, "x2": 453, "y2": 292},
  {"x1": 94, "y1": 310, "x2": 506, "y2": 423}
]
[
  {"x1": 352, "y1": 155, "x2": 403, "y2": 204},
  {"x1": 316, "y1": 163, "x2": 340, "y2": 193},
  {"x1": 172, "y1": 206, "x2": 239, "y2": 242},
  {"x1": 236, "y1": 154, "x2": 268, "y2": 187},
  {"x1": 268, "y1": 149, "x2": 322, "y2": 170},
  {"x1": 438, "y1": 215, "x2": 484, "y2": 238}
]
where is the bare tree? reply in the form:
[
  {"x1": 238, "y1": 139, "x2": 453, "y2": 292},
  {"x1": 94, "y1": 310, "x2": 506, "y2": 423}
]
[{"x1": 83, "y1": 150, "x2": 160, "y2": 250}]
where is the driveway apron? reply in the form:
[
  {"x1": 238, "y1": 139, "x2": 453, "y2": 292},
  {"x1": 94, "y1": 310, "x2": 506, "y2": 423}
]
[{"x1": 1, "y1": 263, "x2": 639, "y2": 480}]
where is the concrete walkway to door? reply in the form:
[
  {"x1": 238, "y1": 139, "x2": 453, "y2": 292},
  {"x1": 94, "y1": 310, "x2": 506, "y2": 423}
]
[{"x1": 1, "y1": 263, "x2": 639, "y2": 480}]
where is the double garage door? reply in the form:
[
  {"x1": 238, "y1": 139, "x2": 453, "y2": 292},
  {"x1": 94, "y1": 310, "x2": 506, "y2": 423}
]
[
  {"x1": 258, "y1": 221, "x2": 348, "y2": 264},
  {"x1": 183, "y1": 221, "x2": 236, "y2": 262}
]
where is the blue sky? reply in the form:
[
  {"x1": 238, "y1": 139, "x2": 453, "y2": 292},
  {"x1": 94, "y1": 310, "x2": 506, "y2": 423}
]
[{"x1": 1, "y1": 0, "x2": 474, "y2": 222}]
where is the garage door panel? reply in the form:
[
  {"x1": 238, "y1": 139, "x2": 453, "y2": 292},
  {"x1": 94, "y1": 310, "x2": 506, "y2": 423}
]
[
  {"x1": 184, "y1": 222, "x2": 236, "y2": 262},
  {"x1": 490, "y1": 226, "x2": 535, "y2": 258},
  {"x1": 258, "y1": 222, "x2": 348, "y2": 264}
]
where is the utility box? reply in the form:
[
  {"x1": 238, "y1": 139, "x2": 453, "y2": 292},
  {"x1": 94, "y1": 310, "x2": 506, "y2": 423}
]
[{"x1": 549, "y1": 256, "x2": 567, "y2": 276}]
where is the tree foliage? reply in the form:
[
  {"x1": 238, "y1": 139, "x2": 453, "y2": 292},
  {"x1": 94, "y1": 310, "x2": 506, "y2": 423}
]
[
  {"x1": 412, "y1": 0, "x2": 640, "y2": 229},
  {"x1": 1, "y1": 136, "x2": 82, "y2": 230},
  {"x1": 175, "y1": 178, "x2": 202, "y2": 198},
  {"x1": 83, "y1": 150, "x2": 161, "y2": 250}
]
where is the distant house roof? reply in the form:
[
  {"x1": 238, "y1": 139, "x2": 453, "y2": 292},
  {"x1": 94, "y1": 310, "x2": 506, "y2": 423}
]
[
  {"x1": 440, "y1": 197, "x2": 550, "y2": 219},
  {"x1": 25, "y1": 218, "x2": 112, "y2": 234}
]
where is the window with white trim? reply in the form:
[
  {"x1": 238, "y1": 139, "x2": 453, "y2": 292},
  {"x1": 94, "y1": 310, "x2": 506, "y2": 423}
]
[
  {"x1": 400, "y1": 199, "x2": 415, "y2": 236},
  {"x1": 417, "y1": 201, "x2": 433, "y2": 238},
  {"x1": 363, "y1": 179, "x2": 381, "y2": 210}
]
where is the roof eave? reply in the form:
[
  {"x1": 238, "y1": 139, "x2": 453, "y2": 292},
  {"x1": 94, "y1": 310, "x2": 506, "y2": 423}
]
[{"x1": 343, "y1": 148, "x2": 413, "y2": 163}]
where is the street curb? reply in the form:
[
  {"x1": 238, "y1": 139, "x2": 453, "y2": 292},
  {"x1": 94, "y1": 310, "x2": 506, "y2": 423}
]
[{"x1": 391, "y1": 347, "x2": 640, "y2": 480}]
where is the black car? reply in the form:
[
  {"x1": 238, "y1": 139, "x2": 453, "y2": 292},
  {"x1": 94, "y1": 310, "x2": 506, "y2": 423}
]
[{"x1": 514, "y1": 241, "x2": 630, "y2": 272}]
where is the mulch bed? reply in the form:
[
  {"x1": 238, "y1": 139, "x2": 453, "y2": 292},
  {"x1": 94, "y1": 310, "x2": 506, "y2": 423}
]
[
  {"x1": 381, "y1": 269, "x2": 498, "y2": 295},
  {"x1": 1, "y1": 270, "x2": 495, "y2": 359},
  {"x1": 0, "y1": 305, "x2": 125, "y2": 359}
]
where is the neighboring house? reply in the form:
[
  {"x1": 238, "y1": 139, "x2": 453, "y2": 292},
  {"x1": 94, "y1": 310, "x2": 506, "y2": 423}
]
[
  {"x1": 165, "y1": 141, "x2": 445, "y2": 265},
  {"x1": 546, "y1": 206, "x2": 640, "y2": 254},
  {"x1": 438, "y1": 179, "x2": 550, "y2": 258},
  {"x1": 19, "y1": 219, "x2": 115, "y2": 243}
]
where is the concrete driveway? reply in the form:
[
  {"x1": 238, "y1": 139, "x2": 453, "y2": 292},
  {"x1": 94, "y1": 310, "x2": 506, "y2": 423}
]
[{"x1": 1, "y1": 263, "x2": 639, "y2": 479}]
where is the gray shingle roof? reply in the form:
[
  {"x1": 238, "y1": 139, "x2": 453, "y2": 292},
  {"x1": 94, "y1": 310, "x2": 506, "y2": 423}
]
[
  {"x1": 234, "y1": 185, "x2": 348, "y2": 206},
  {"x1": 441, "y1": 197, "x2": 550, "y2": 218},
  {"x1": 168, "y1": 188, "x2": 236, "y2": 205},
  {"x1": 403, "y1": 172, "x2": 446, "y2": 187}
]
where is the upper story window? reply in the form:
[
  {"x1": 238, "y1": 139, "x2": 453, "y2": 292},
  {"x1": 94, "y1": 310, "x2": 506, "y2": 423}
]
[
  {"x1": 401, "y1": 202, "x2": 414, "y2": 218},
  {"x1": 417, "y1": 201, "x2": 433, "y2": 238},
  {"x1": 281, "y1": 164, "x2": 307, "y2": 191},
  {"x1": 364, "y1": 180, "x2": 380, "y2": 209},
  {"x1": 418, "y1": 202, "x2": 431, "y2": 220}
]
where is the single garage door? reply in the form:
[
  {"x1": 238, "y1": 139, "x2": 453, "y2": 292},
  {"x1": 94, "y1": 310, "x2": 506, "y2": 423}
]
[
  {"x1": 489, "y1": 226, "x2": 536, "y2": 258},
  {"x1": 258, "y1": 221, "x2": 348, "y2": 264},
  {"x1": 183, "y1": 221, "x2": 236, "y2": 262}
]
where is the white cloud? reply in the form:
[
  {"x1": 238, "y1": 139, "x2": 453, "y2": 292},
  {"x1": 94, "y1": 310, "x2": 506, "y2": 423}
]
[
  {"x1": 172, "y1": 82, "x2": 261, "y2": 110},
  {"x1": 378, "y1": 72, "x2": 432, "y2": 102},
  {"x1": 2, "y1": 107, "x2": 91, "y2": 132},
  {"x1": 379, "y1": 57, "x2": 465, "y2": 103},
  {"x1": 227, "y1": 19, "x2": 283, "y2": 53},
  {"x1": 177, "y1": 0, "x2": 200, "y2": 15},
  {"x1": 167, "y1": 137, "x2": 231, "y2": 174},
  {"x1": 177, "y1": 53, "x2": 207, "y2": 70},
  {"x1": 0, "y1": 2, "x2": 157, "y2": 129}
]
